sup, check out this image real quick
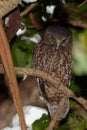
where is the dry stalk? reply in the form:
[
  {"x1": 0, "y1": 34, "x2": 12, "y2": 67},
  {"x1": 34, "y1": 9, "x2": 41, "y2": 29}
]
[
  {"x1": 0, "y1": 23, "x2": 26, "y2": 130},
  {"x1": 0, "y1": 0, "x2": 20, "y2": 19}
]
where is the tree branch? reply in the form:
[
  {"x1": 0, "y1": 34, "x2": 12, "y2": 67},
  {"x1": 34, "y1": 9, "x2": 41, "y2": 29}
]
[
  {"x1": 46, "y1": 97, "x2": 67, "y2": 130},
  {"x1": 0, "y1": 64, "x2": 74, "y2": 97},
  {"x1": 78, "y1": 0, "x2": 87, "y2": 7},
  {"x1": 0, "y1": 64, "x2": 87, "y2": 110},
  {"x1": 20, "y1": 3, "x2": 38, "y2": 17}
]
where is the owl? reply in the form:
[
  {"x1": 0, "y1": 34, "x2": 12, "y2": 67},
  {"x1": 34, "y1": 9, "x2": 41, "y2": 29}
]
[{"x1": 32, "y1": 25, "x2": 72, "y2": 120}]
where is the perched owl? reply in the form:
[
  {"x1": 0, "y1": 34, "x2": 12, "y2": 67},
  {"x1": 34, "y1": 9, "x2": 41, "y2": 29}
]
[{"x1": 33, "y1": 25, "x2": 72, "y2": 120}]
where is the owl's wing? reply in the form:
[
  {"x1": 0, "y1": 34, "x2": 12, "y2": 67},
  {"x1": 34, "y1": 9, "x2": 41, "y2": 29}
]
[{"x1": 37, "y1": 78, "x2": 70, "y2": 120}]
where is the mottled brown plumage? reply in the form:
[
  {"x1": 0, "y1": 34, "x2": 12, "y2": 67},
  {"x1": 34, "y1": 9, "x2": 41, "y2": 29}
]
[{"x1": 33, "y1": 25, "x2": 72, "y2": 120}]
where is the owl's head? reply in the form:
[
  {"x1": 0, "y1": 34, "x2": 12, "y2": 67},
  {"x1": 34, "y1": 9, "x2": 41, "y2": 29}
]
[{"x1": 42, "y1": 25, "x2": 72, "y2": 46}]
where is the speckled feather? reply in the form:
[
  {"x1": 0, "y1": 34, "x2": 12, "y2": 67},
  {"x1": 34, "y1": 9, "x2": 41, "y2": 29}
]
[{"x1": 33, "y1": 25, "x2": 72, "y2": 120}]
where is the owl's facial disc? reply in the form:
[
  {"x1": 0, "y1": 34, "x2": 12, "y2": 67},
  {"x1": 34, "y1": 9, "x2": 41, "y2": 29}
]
[
  {"x1": 48, "y1": 34, "x2": 66, "y2": 46},
  {"x1": 49, "y1": 34, "x2": 67, "y2": 46}
]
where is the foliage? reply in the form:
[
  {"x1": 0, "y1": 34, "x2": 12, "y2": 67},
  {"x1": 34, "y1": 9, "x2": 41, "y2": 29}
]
[
  {"x1": 32, "y1": 114, "x2": 50, "y2": 130},
  {"x1": 11, "y1": 39, "x2": 35, "y2": 67},
  {"x1": 32, "y1": 101, "x2": 87, "y2": 130},
  {"x1": 72, "y1": 29, "x2": 87, "y2": 75}
]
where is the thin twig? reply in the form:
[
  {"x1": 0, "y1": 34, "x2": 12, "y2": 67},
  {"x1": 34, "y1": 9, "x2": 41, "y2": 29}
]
[
  {"x1": 20, "y1": 3, "x2": 38, "y2": 17},
  {"x1": 68, "y1": 16, "x2": 87, "y2": 28},
  {"x1": 51, "y1": 16, "x2": 87, "y2": 28},
  {"x1": 0, "y1": 65, "x2": 87, "y2": 110},
  {"x1": 78, "y1": 0, "x2": 87, "y2": 7},
  {"x1": 46, "y1": 97, "x2": 67, "y2": 130},
  {"x1": 28, "y1": 12, "x2": 42, "y2": 29}
]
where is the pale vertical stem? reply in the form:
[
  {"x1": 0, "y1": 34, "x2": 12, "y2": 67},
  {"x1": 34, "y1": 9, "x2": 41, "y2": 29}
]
[
  {"x1": 0, "y1": 22, "x2": 27, "y2": 130},
  {"x1": 46, "y1": 97, "x2": 67, "y2": 130}
]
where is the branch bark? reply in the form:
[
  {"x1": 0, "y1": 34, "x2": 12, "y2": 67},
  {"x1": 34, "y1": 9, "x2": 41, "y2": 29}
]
[
  {"x1": 0, "y1": 65, "x2": 87, "y2": 111},
  {"x1": 78, "y1": 0, "x2": 87, "y2": 7},
  {"x1": 20, "y1": 3, "x2": 38, "y2": 17},
  {"x1": 0, "y1": 64, "x2": 74, "y2": 97}
]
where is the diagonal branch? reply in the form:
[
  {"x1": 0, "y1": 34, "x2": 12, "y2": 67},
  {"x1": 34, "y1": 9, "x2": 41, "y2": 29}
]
[
  {"x1": 78, "y1": 0, "x2": 87, "y2": 7},
  {"x1": 0, "y1": 23, "x2": 26, "y2": 130},
  {"x1": 20, "y1": 3, "x2": 38, "y2": 17},
  {"x1": 0, "y1": 64, "x2": 87, "y2": 110},
  {"x1": 0, "y1": 64, "x2": 74, "y2": 97}
]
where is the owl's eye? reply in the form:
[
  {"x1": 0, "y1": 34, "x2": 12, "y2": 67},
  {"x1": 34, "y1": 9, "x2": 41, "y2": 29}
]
[
  {"x1": 48, "y1": 35, "x2": 58, "y2": 45},
  {"x1": 61, "y1": 38, "x2": 67, "y2": 43},
  {"x1": 47, "y1": 34, "x2": 51, "y2": 40}
]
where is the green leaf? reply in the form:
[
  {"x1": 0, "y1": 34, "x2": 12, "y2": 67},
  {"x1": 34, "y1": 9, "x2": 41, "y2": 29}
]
[
  {"x1": 72, "y1": 29, "x2": 87, "y2": 75},
  {"x1": 32, "y1": 114, "x2": 50, "y2": 130},
  {"x1": 11, "y1": 39, "x2": 35, "y2": 68}
]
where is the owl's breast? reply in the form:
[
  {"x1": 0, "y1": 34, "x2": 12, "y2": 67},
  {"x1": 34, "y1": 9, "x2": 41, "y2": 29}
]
[{"x1": 33, "y1": 42, "x2": 72, "y2": 87}]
